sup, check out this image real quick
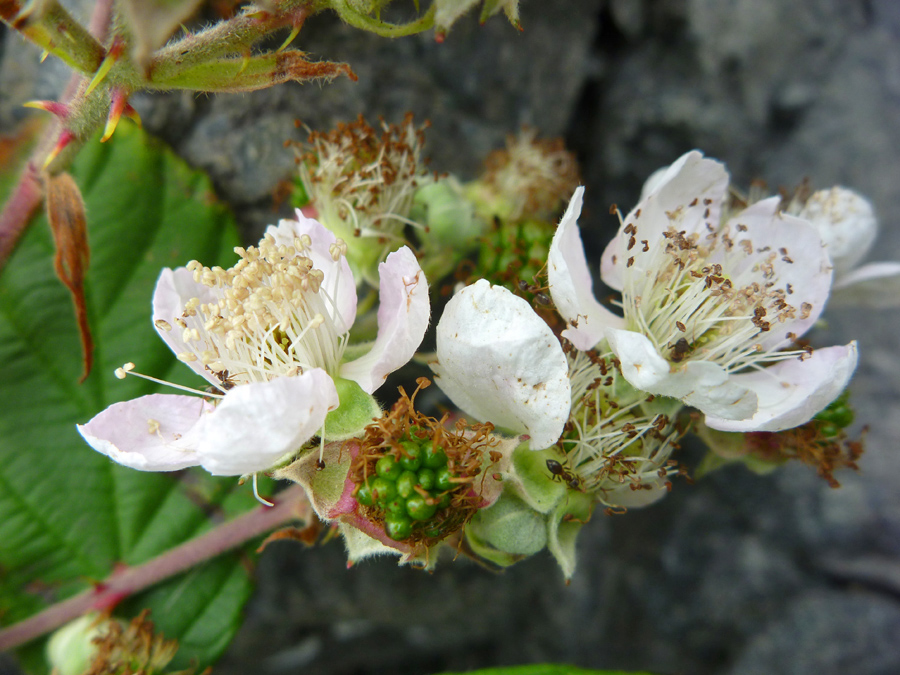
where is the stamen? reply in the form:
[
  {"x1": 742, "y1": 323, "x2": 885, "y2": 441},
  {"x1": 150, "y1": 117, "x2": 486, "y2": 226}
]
[
  {"x1": 114, "y1": 362, "x2": 222, "y2": 398},
  {"x1": 253, "y1": 473, "x2": 274, "y2": 507}
]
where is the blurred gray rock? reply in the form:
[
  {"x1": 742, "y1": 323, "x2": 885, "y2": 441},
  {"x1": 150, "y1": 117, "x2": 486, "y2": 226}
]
[{"x1": 2, "y1": 0, "x2": 900, "y2": 674}]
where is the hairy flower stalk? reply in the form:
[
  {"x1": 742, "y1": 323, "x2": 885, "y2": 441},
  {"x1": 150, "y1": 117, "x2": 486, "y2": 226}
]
[
  {"x1": 295, "y1": 114, "x2": 434, "y2": 286},
  {"x1": 78, "y1": 212, "x2": 429, "y2": 478},
  {"x1": 550, "y1": 153, "x2": 859, "y2": 432}
]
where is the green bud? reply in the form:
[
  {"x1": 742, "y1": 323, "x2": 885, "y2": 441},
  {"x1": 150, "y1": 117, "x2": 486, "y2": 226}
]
[
  {"x1": 467, "y1": 489, "x2": 547, "y2": 557},
  {"x1": 46, "y1": 614, "x2": 115, "y2": 675},
  {"x1": 412, "y1": 177, "x2": 487, "y2": 250}
]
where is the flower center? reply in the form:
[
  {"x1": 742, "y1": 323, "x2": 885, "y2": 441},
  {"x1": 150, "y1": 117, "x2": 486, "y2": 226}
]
[
  {"x1": 618, "y1": 218, "x2": 809, "y2": 373},
  {"x1": 561, "y1": 350, "x2": 678, "y2": 497},
  {"x1": 161, "y1": 233, "x2": 349, "y2": 388}
]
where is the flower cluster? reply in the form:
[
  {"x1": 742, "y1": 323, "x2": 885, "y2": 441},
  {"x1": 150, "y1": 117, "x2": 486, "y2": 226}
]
[{"x1": 79, "y1": 141, "x2": 871, "y2": 576}]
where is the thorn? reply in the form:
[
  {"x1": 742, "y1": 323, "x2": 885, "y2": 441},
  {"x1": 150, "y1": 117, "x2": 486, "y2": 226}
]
[
  {"x1": 42, "y1": 129, "x2": 76, "y2": 171},
  {"x1": 40, "y1": 50, "x2": 50, "y2": 63},
  {"x1": 101, "y1": 89, "x2": 129, "y2": 142},
  {"x1": 85, "y1": 37, "x2": 124, "y2": 96},
  {"x1": 23, "y1": 100, "x2": 69, "y2": 119},
  {"x1": 276, "y1": 22, "x2": 302, "y2": 53},
  {"x1": 237, "y1": 48, "x2": 252, "y2": 75},
  {"x1": 123, "y1": 103, "x2": 142, "y2": 128}
]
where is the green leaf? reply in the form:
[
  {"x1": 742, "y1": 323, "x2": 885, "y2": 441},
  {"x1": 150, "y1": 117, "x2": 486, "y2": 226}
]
[
  {"x1": 0, "y1": 123, "x2": 261, "y2": 672},
  {"x1": 436, "y1": 666, "x2": 657, "y2": 675}
]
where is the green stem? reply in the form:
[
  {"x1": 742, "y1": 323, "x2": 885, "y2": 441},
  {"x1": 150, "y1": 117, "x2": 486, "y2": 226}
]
[
  {"x1": 151, "y1": 49, "x2": 355, "y2": 92},
  {"x1": 0, "y1": 484, "x2": 312, "y2": 652},
  {"x1": 332, "y1": 1, "x2": 436, "y2": 37},
  {"x1": 1, "y1": 0, "x2": 104, "y2": 75}
]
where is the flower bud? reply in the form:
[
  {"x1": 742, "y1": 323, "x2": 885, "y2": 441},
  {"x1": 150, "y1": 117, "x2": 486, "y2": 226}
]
[{"x1": 46, "y1": 614, "x2": 117, "y2": 675}]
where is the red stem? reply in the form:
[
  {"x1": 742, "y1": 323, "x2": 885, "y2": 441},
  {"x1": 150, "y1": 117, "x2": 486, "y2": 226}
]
[
  {"x1": 0, "y1": 163, "x2": 43, "y2": 266},
  {"x1": 0, "y1": 0, "x2": 116, "y2": 269},
  {"x1": 0, "y1": 484, "x2": 311, "y2": 652}
]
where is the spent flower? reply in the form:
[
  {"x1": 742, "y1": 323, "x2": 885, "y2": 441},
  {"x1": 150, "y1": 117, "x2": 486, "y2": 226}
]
[
  {"x1": 294, "y1": 114, "x2": 433, "y2": 286},
  {"x1": 78, "y1": 211, "x2": 429, "y2": 477}
]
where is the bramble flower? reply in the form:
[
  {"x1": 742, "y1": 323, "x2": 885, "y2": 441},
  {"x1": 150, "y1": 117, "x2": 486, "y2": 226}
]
[
  {"x1": 793, "y1": 186, "x2": 900, "y2": 309},
  {"x1": 549, "y1": 153, "x2": 858, "y2": 432},
  {"x1": 78, "y1": 211, "x2": 429, "y2": 476}
]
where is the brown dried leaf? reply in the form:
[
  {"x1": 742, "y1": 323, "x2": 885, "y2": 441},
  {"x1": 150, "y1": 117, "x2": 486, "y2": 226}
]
[
  {"x1": 257, "y1": 519, "x2": 323, "y2": 552},
  {"x1": 45, "y1": 171, "x2": 93, "y2": 381}
]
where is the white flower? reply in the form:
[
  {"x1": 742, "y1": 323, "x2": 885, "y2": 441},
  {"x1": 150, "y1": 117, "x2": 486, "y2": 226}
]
[
  {"x1": 796, "y1": 186, "x2": 900, "y2": 309},
  {"x1": 432, "y1": 280, "x2": 680, "y2": 509},
  {"x1": 431, "y1": 279, "x2": 570, "y2": 449},
  {"x1": 548, "y1": 152, "x2": 858, "y2": 433},
  {"x1": 78, "y1": 211, "x2": 430, "y2": 476}
]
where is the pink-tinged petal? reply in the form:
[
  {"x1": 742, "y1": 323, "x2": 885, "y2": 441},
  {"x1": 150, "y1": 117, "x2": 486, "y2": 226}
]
[
  {"x1": 193, "y1": 370, "x2": 339, "y2": 475},
  {"x1": 728, "y1": 209, "x2": 832, "y2": 349},
  {"x1": 601, "y1": 151, "x2": 729, "y2": 290},
  {"x1": 340, "y1": 247, "x2": 429, "y2": 394},
  {"x1": 547, "y1": 187, "x2": 624, "y2": 351},
  {"x1": 831, "y1": 262, "x2": 900, "y2": 308},
  {"x1": 152, "y1": 268, "x2": 220, "y2": 385},
  {"x1": 606, "y1": 328, "x2": 758, "y2": 420},
  {"x1": 705, "y1": 342, "x2": 858, "y2": 433},
  {"x1": 799, "y1": 187, "x2": 877, "y2": 275},
  {"x1": 77, "y1": 394, "x2": 213, "y2": 471},
  {"x1": 268, "y1": 211, "x2": 357, "y2": 333},
  {"x1": 432, "y1": 280, "x2": 570, "y2": 449}
]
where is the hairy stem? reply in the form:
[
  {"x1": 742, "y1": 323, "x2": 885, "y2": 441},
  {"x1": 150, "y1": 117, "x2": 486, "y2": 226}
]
[
  {"x1": 0, "y1": 0, "x2": 114, "y2": 269},
  {"x1": 1, "y1": 0, "x2": 105, "y2": 75},
  {"x1": 0, "y1": 484, "x2": 312, "y2": 652}
]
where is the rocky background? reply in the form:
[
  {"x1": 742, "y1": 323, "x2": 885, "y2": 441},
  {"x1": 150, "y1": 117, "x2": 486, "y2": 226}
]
[{"x1": 2, "y1": 1, "x2": 900, "y2": 674}]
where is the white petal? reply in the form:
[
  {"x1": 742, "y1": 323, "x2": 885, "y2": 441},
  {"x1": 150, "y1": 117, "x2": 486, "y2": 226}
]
[
  {"x1": 194, "y1": 370, "x2": 339, "y2": 475},
  {"x1": 601, "y1": 151, "x2": 729, "y2": 290},
  {"x1": 268, "y1": 212, "x2": 358, "y2": 333},
  {"x1": 547, "y1": 187, "x2": 624, "y2": 351},
  {"x1": 831, "y1": 262, "x2": 900, "y2": 308},
  {"x1": 704, "y1": 342, "x2": 858, "y2": 433},
  {"x1": 605, "y1": 328, "x2": 757, "y2": 420},
  {"x1": 432, "y1": 280, "x2": 570, "y2": 449},
  {"x1": 152, "y1": 268, "x2": 220, "y2": 385},
  {"x1": 720, "y1": 201, "x2": 832, "y2": 349},
  {"x1": 799, "y1": 187, "x2": 877, "y2": 275},
  {"x1": 77, "y1": 394, "x2": 212, "y2": 471},
  {"x1": 603, "y1": 477, "x2": 670, "y2": 509},
  {"x1": 340, "y1": 247, "x2": 429, "y2": 393}
]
